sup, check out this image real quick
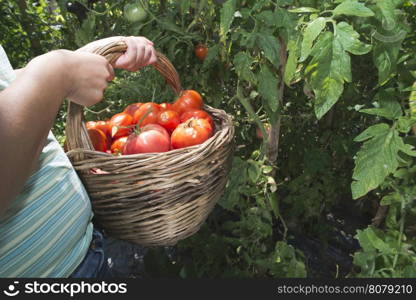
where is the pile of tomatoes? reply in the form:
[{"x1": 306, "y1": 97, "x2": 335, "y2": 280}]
[{"x1": 86, "y1": 90, "x2": 215, "y2": 155}]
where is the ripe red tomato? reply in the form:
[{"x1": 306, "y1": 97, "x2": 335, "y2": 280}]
[
  {"x1": 88, "y1": 128, "x2": 108, "y2": 152},
  {"x1": 86, "y1": 121, "x2": 97, "y2": 130},
  {"x1": 194, "y1": 44, "x2": 208, "y2": 61},
  {"x1": 124, "y1": 102, "x2": 143, "y2": 116},
  {"x1": 172, "y1": 90, "x2": 204, "y2": 115},
  {"x1": 171, "y1": 118, "x2": 213, "y2": 149},
  {"x1": 157, "y1": 110, "x2": 180, "y2": 132},
  {"x1": 180, "y1": 109, "x2": 214, "y2": 129},
  {"x1": 160, "y1": 103, "x2": 173, "y2": 111},
  {"x1": 86, "y1": 120, "x2": 112, "y2": 147},
  {"x1": 111, "y1": 136, "x2": 128, "y2": 154},
  {"x1": 123, "y1": 124, "x2": 170, "y2": 154},
  {"x1": 109, "y1": 112, "x2": 134, "y2": 139},
  {"x1": 133, "y1": 102, "x2": 161, "y2": 127}
]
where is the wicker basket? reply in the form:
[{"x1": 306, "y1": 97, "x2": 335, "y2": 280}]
[{"x1": 65, "y1": 40, "x2": 234, "y2": 247}]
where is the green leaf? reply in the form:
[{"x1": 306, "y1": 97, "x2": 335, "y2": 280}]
[
  {"x1": 268, "y1": 193, "x2": 280, "y2": 219},
  {"x1": 373, "y1": 42, "x2": 402, "y2": 86},
  {"x1": 353, "y1": 123, "x2": 390, "y2": 142},
  {"x1": 372, "y1": 0, "x2": 406, "y2": 86},
  {"x1": 74, "y1": 14, "x2": 96, "y2": 47},
  {"x1": 360, "y1": 97, "x2": 402, "y2": 120},
  {"x1": 306, "y1": 32, "x2": 352, "y2": 119},
  {"x1": 233, "y1": 52, "x2": 257, "y2": 84},
  {"x1": 284, "y1": 38, "x2": 300, "y2": 86},
  {"x1": 380, "y1": 192, "x2": 401, "y2": 205},
  {"x1": 359, "y1": 226, "x2": 392, "y2": 254},
  {"x1": 355, "y1": 228, "x2": 376, "y2": 252},
  {"x1": 352, "y1": 124, "x2": 416, "y2": 199},
  {"x1": 352, "y1": 251, "x2": 376, "y2": 276},
  {"x1": 259, "y1": 65, "x2": 279, "y2": 112},
  {"x1": 219, "y1": 0, "x2": 236, "y2": 43},
  {"x1": 409, "y1": 81, "x2": 416, "y2": 119},
  {"x1": 247, "y1": 160, "x2": 261, "y2": 183},
  {"x1": 335, "y1": 22, "x2": 372, "y2": 55},
  {"x1": 300, "y1": 17, "x2": 327, "y2": 62},
  {"x1": 333, "y1": 0, "x2": 375, "y2": 17},
  {"x1": 397, "y1": 116, "x2": 415, "y2": 133},
  {"x1": 202, "y1": 44, "x2": 220, "y2": 70},
  {"x1": 289, "y1": 7, "x2": 320, "y2": 13},
  {"x1": 258, "y1": 35, "x2": 280, "y2": 68}
]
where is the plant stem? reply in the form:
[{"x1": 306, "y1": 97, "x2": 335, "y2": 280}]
[{"x1": 266, "y1": 36, "x2": 287, "y2": 165}]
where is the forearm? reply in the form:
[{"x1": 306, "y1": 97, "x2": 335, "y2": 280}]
[{"x1": 0, "y1": 50, "x2": 71, "y2": 213}]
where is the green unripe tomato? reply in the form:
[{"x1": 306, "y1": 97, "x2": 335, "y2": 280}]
[{"x1": 124, "y1": 3, "x2": 147, "y2": 23}]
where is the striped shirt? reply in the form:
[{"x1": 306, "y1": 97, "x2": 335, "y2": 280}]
[{"x1": 0, "y1": 45, "x2": 93, "y2": 277}]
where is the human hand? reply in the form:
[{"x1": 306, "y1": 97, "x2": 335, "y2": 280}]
[
  {"x1": 65, "y1": 50, "x2": 114, "y2": 107},
  {"x1": 77, "y1": 36, "x2": 157, "y2": 71}
]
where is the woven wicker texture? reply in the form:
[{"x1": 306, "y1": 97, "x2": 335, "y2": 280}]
[{"x1": 65, "y1": 40, "x2": 234, "y2": 246}]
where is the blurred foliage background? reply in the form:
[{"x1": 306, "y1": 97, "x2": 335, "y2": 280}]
[{"x1": 1, "y1": 0, "x2": 416, "y2": 278}]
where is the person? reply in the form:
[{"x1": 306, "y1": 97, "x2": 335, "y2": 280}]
[{"x1": 0, "y1": 36, "x2": 157, "y2": 278}]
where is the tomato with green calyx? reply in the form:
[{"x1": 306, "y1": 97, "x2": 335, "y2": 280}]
[
  {"x1": 123, "y1": 124, "x2": 170, "y2": 154},
  {"x1": 124, "y1": 3, "x2": 147, "y2": 23},
  {"x1": 171, "y1": 118, "x2": 213, "y2": 149}
]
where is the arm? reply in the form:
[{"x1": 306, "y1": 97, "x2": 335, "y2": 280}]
[
  {"x1": 0, "y1": 36, "x2": 157, "y2": 216},
  {"x1": 0, "y1": 49, "x2": 113, "y2": 215}
]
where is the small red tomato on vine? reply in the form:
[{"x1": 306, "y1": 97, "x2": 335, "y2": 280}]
[{"x1": 194, "y1": 44, "x2": 208, "y2": 61}]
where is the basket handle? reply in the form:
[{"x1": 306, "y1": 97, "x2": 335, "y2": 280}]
[{"x1": 65, "y1": 40, "x2": 182, "y2": 156}]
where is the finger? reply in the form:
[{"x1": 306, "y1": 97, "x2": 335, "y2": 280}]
[
  {"x1": 134, "y1": 44, "x2": 146, "y2": 71},
  {"x1": 148, "y1": 50, "x2": 158, "y2": 65},
  {"x1": 138, "y1": 36, "x2": 154, "y2": 46},
  {"x1": 142, "y1": 46, "x2": 153, "y2": 67},
  {"x1": 106, "y1": 64, "x2": 115, "y2": 81},
  {"x1": 114, "y1": 37, "x2": 137, "y2": 69}
]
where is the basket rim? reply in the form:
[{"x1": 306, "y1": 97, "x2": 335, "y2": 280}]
[{"x1": 66, "y1": 104, "x2": 234, "y2": 160}]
